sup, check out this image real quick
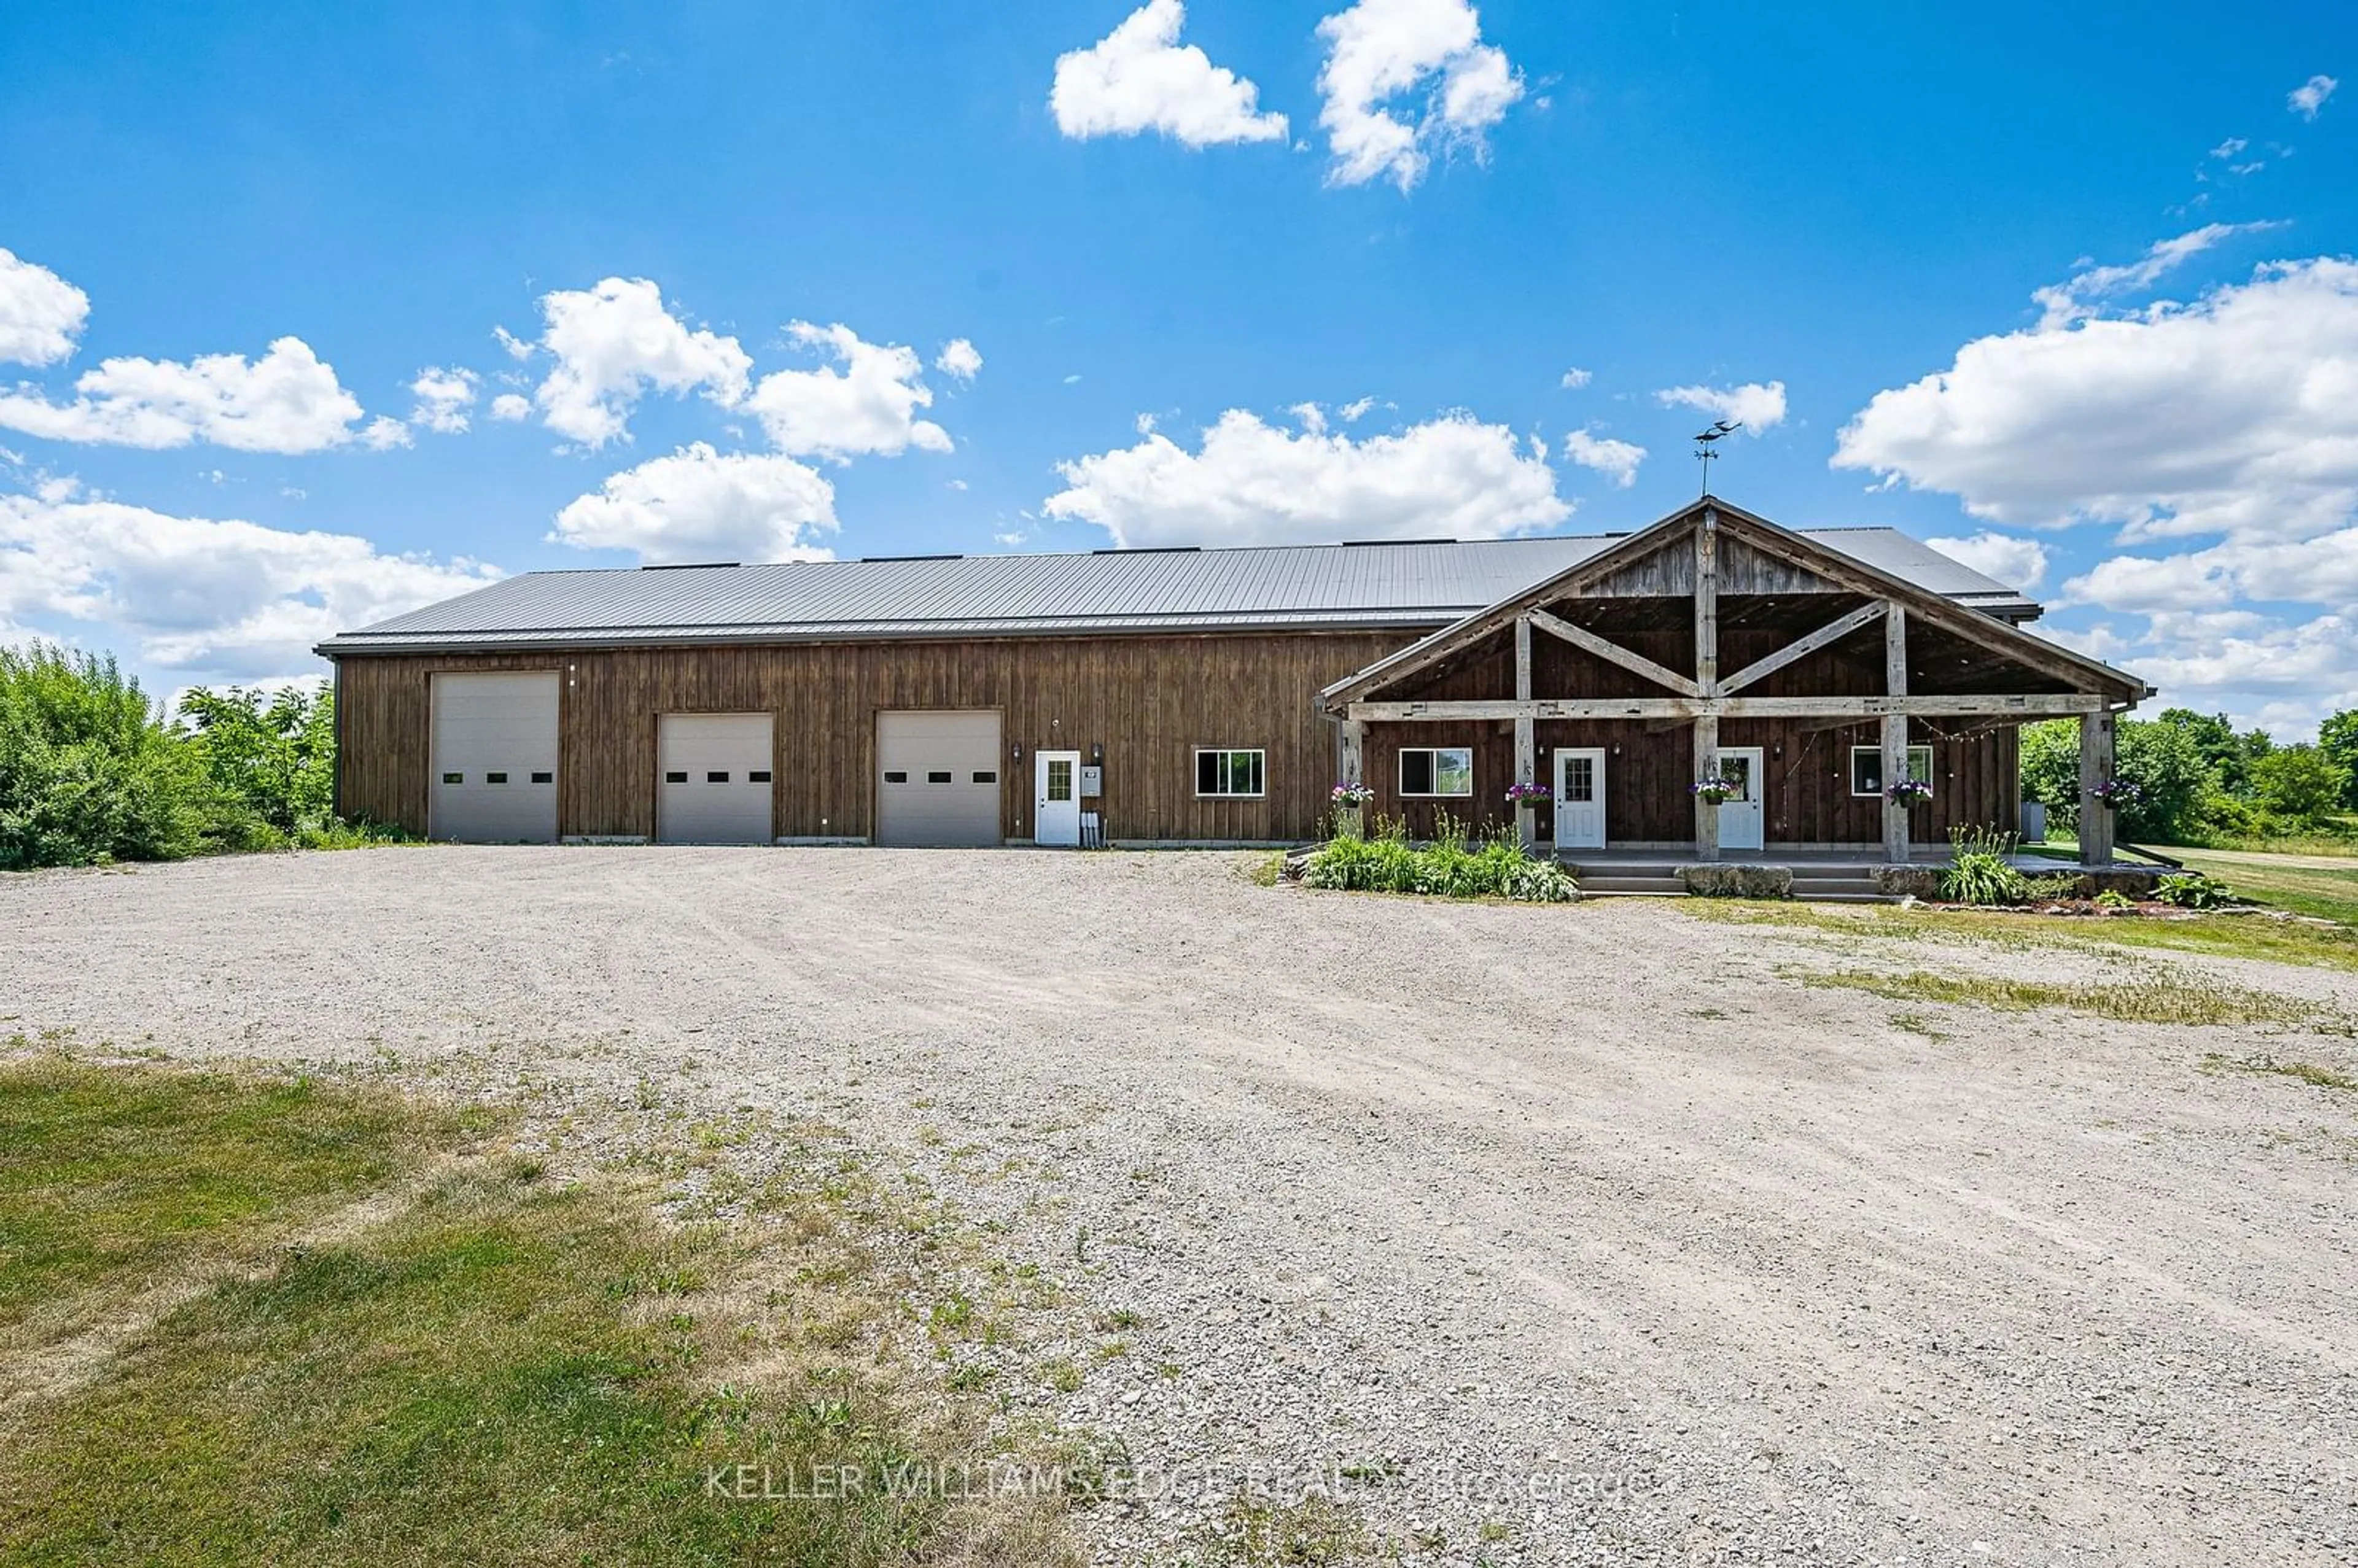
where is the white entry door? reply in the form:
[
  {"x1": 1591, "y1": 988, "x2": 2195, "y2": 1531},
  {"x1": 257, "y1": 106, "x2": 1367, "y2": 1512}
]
[
  {"x1": 1035, "y1": 750, "x2": 1081, "y2": 847},
  {"x1": 1553, "y1": 747, "x2": 1606, "y2": 850},
  {"x1": 1718, "y1": 746, "x2": 1765, "y2": 852},
  {"x1": 657, "y1": 713, "x2": 774, "y2": 844}
]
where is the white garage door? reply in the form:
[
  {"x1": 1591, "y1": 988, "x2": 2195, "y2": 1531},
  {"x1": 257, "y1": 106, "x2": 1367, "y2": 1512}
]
[
  {"x1": 658, "y1": 713, "x2": 774, "y2": 845},
  {"x1": 877, "y1": 710, "x2": 1002, "y2": 848},
  {"x1": 430, "y1": 672, "x2": 559, "y2": 843}
]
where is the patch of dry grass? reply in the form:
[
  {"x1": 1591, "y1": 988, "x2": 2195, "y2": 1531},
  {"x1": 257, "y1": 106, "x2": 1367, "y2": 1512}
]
[
  {"x1": 1787, "y1": 965, "x2": 2333, "y2": 1030},
  {"x1": 0, "y1": 1057, "x2": 1083, "y2": 1568}
]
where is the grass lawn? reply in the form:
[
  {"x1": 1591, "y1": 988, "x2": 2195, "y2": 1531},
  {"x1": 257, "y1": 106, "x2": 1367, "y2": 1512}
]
[{"x1": 0, "y1": 1055, "x2": 1079, "y2": 1567}]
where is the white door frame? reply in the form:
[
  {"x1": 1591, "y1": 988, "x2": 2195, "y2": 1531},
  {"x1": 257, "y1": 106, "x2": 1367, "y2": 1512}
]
[
  {"x1": 1718, "y1": 745, "x2": 1766, "y2": 852},
  {"x1": 1552, "y1": 747, "x2": 1606, "y2": 851},
  {"x1": 1035, "y1": 750, "x2": 1083, "y2": 847}
]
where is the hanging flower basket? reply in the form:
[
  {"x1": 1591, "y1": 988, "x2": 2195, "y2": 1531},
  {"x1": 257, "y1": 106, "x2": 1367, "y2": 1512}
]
[
  {"x1": 1503, "y1": 781, "x2": 1551, "y2": 808},
  {"x1": 1886, "y1": 775, "x2": 1934, "y2": 807},
  {"x1": 1330, "y1": 782, "x2": 1374, "y2": 809},
  {"x1": 1691, "y1": 774, "x2": 1741, "y2": 805},
  {"x1": 2088, "y1": 777, "x2": 2144, "y2": 810}
]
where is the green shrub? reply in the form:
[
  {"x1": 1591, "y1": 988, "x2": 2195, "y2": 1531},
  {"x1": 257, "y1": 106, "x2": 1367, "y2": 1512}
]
[
  {"x1": 1939, "y1": 826, "x2": 2030, "y2": 906},
  {"x1": 1301, "y1": 820, "x2": 1576, "y2": 902},
  {"x1": 2155, "y1": 871, "x2": 2233, "y2": 909},
  {"x1": 0, "y1": 644, "x2": 209, "y2": 870},
  {"x1": 179, "y1": 685, "x2": 338, "y2": 836},
  {"x1": 2251, "y1": 745, "x2": 2350, "y2": 828},
  {"x1": 2095, "y1": 889, "x2": 2136, "y2": 910}
]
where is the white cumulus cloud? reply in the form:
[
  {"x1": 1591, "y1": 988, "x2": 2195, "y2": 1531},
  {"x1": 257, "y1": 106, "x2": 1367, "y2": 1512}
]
[
  {"x1": 1051, "y1": 0, "x2": 1288, "y2": 148},
  {"x1": 1926, "y1": 531, "x2": 2049, "y2": 592},
  {"x1": 2289, "y1": 74, "x2": 2338, "y2": 120},
  {"x1": 0, "y1": 481, "x2": 500, "y2": 675},
  {"x1": 1559, "y1": 427, "x2": 1645, "y2": 489},
  {"x1": 1558, "y1": 367, "x2": 1592, "y2": 390},
  {"x1": 489, "y1": 392, "x2": 532, "y2": 422},
  {"x1": 408, "y1": 367, "x2": 480, "y2": 434},
  {"x1": 1042, "y1": 408, "x2": 1568, "y2": 548},
  {"x1": 1315, "y1": 0, "x2": 1523, "y2": 192},
  {"x1": 1834, "y1": 257, "x2": 2358, "y2": 543},
  {"x1": 0, "y1": 336, "x2": 376, "y2": 454},
  {"x1": 525, "y1": 277, "x2": 752, "y2": 449},
  {"x1": 747, "y1": 323, "x2": 951, "y2": 462},
  {"x1": 0, "y1": 248, "x2": 89, "y2": 368},
  {"x1": 935, "y1": 338, "x2": 983, "y2": 384},
  {"x1": 550, "y1": 442, "x2": 838, "y2": 565},
  {"x1": 1655, "y1": 380, "x2": 1787, "y2": 433}
]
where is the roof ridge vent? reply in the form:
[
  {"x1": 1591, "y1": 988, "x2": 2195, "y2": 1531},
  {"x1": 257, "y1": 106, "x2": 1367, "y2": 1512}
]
[
  {"x1": 1341, "y1": 537, "x2": 1455, "y2": 547},
  {"x1": 860, "y1": 553, "x2": 965, "y2": 562},
  {"x1": 640, "y1": 561, "x2": 739, "y2": 570},
  {"x1": 1091, "y1": 545, "x2": 1202, "y2": 554}
]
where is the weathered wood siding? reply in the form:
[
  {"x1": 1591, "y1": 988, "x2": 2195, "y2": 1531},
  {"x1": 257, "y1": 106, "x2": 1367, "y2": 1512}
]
[
  {"x1": 1359, "y1": 598, "x2": 2022, "y2": 845},
  {"x1": 1361, "y1": 716, "x2": 2019, "y2": 845},
  {"x1": 335, "y1": 631, "x2": 1411, "y2": 843}
]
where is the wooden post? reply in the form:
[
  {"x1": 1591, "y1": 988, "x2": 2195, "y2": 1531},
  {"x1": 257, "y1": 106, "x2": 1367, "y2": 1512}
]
[
  {"x1": 2079, "y1": 710, "x2": 2115, "y2": 867},
  {"x1": 1694, "y1": 511, "x2": 1720, "y2": 857},
  {"x1": 1514, "y1": 615, "x2": 1535, "y2": 850},
  {"x1": 1882, "y1": 604, "x2": 1910, "y2": 866},
  {"x1": 1338, "y1": 718, "x2": 1364, "y2": 786}
]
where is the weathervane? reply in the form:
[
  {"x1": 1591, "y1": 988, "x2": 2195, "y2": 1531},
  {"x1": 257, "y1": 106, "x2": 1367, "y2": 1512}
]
[{"x1": 1692, "y1": 421, "x2": 1740, "y2": 496}]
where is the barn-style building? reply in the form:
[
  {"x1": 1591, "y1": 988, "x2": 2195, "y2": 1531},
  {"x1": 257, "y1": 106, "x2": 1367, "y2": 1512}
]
[{"x1": 317, "y1": 497, "x2": 2149, "y2": 868}]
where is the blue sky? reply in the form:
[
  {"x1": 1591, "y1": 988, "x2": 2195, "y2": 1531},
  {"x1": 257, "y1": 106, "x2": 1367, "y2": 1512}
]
[{"x1": 1, "y1": 2, "x2": 2351, "y2": 732}]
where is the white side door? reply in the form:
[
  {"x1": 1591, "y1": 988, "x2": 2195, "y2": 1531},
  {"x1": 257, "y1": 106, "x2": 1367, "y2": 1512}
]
[
  {"x1": 1035, "y1": 750, "x2": 1081, "y2": 847},
  {"x1": 1718, "y1": 745, "x2": 1765, "y2": 852},
  {"x1": 1553, "y1": 747, "x2": 1606, "y2": 850},
  {"x1": 430, "y1": 671, "x2": 559, "y2": 842},
  {"x1": 656, "y1": 713, "x2": 774, "y2": 844}
]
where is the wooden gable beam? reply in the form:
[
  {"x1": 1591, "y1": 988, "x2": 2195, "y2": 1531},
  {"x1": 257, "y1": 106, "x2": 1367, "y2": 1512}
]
[
  {"x1": 1316, "y1": 505, "x2": 1707, "y2": 712},
  {"x1": 1706, "y1": 506, "x2": 2143, "y2": 698},
  {"x1": 1713, "y1": 600, "x2": 1888, "y2": 696},
  {"x1": 1525, "y1": 606, "x2": 1702, "y2": 697}
]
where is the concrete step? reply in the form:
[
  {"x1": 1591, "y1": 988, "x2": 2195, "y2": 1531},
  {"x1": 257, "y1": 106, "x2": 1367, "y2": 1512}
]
[
  {"x1": 1574, "y1": 875, "x2": 1686, "y2": 896},
  {"x1": 1800, "y1": 891, "x2": 1896, "y2": 904}
]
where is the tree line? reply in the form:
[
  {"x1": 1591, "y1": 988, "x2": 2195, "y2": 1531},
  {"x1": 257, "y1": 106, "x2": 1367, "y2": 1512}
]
[
  {"x1": 2021, "y1": 708, "x2": 2358, "y2": 847},
  {"x1": 0, "y1": 643, "x2": 401, "y2": 871}
]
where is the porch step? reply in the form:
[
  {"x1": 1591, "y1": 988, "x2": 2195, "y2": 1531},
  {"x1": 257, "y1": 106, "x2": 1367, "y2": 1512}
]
[{"x1": 1571, "y1": 875, "x2": 1686, "y2": 896}]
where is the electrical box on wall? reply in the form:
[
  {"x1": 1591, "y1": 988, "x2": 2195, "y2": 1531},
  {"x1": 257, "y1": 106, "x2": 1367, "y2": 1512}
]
[{"x1": 1080, "y1": 765, "x2": 1103, "y2": 798}]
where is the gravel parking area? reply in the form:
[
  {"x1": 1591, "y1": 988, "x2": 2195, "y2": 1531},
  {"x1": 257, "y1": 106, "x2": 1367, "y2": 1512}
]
[{"x1": 7, "y1": 847, "x2": 2357, "y2": 1566}]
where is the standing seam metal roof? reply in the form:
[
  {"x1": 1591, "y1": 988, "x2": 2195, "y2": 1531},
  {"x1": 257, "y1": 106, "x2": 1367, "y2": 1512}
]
[{"x1": 316, "y1": 529, "x2": 2036, "y2": 654}]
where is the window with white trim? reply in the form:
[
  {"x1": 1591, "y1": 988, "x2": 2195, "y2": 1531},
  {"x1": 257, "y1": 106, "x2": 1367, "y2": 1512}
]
[
  {"x1": 1851, "y1": 744, "x2": 1934, "y2": 797},
  {"x1": 1194, "y1": 748, "x2": 1266, "y2": 798},
  {"x1": 1399, "y1": 747, "x2": 1473, "y2": 798}
]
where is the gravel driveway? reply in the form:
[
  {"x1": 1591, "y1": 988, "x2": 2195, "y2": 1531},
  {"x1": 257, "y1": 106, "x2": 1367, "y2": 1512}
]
[{"x1": 6, "y1": 847, "x2": 2356, "y2": 1566}]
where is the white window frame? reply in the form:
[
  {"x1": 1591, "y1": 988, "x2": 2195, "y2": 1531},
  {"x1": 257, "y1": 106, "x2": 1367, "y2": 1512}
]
[
  {"x1": 1398, "y1": 746, "x2": 1474, "y2": 798},
  {"x1": 1194, "y1": 747, "x2": 1267, "y2": 799},
  {"x1": 1851, "y1": 743, "x2": 1934, "y2": 798}
]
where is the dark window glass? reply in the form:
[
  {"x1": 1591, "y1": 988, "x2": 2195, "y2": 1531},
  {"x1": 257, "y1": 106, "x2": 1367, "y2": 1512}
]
[
  {"x1": 707, "y1": 771, "x2": 729, "y2": 783},
  {"x1": 972, "y1": 770, "x2": 997, "y2": 785},
  {"x1": 748, "y1": 770, "x2": 771, "y2": 783},
  {"x1": 530, "y1": 771, "x2": 553, "y2": 784},
  {"x1": 665, "y1": 770, "x2": 688, "y2": 784},
  {"x1": 486, "y1": 772, "x2": 508, "y2": 784},
  {"x1": 1196, "y1": 751, "x2": 1220, "y2": 794},
  {"x1": 927, "y1": 770, "x2": 952, "y2": 783},
  {"x1": 1400, "y1": 749, "x2": 1434, "y2": 795},
  {"x1": 442, "y1": 772, "x2": 463, "y2": 785},
  {"x1": 885, "y1": 770, "x2": 908, "y2": 784}
]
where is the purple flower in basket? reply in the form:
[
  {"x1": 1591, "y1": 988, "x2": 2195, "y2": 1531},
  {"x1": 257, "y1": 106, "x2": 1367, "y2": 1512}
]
[
  {"x1": 1503, "y1": 781, "x2": 1551, "y2": 806},
  {"x1": 2088, "y1": 777, "x2": 2144, "y2": 809},
  {"x1": 1886, "y1": 775, "x2": 1934, "y2": 807},
  {"x1": 1331, "y1": 782, "x2": 1374, "y2": 808},
  {"x1": 1691, "y1": 773, "x2": 1741, "y2": 803}
]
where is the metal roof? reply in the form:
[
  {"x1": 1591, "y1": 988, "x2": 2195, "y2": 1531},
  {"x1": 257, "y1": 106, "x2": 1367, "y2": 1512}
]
[{"x1": 316, "y1": 527, "x2": 2039, "y2": 655}]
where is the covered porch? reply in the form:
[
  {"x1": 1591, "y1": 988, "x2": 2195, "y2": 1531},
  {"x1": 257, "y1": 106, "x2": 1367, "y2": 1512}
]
[{"x1": 1318, "y1": 499, "x2": 2155, "y2": 872}]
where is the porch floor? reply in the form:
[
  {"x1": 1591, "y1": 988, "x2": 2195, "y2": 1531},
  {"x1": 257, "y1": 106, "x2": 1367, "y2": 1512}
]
[{"x1": 1552, "y1": 845, "x2": 2103, "y2": 902}]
